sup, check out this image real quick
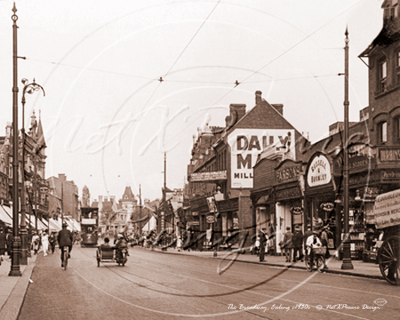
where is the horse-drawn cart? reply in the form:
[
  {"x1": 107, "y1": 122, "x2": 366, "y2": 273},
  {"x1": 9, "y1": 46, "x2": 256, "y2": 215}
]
[{"x1": 374, "y1": 189, "x2": 400, "y2": 285}]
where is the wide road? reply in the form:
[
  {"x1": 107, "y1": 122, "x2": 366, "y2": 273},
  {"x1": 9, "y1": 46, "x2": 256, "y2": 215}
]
[{"x1": 18, "y1": 246, "x2": 399, "y2": 320}]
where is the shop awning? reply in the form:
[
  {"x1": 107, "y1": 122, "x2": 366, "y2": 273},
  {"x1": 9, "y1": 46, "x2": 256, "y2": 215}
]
[
  {"x1": 0, "y1": 205, "x2": 12, "y2": 226},
  {"x1": 49, "y1": 218, "x2": 61, "y2": 232}
]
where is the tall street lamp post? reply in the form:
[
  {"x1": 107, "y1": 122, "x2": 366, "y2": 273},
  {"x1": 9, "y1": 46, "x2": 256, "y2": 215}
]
[
  {"x1": 20, "y1": 78, "x2": 45, "y2": 265},
  {"x1": 9, "y1": 3, "x2": 21, "y2": 276},
  {"x1": 341, "y1": 28, "x2": 354, "y2": 270}
]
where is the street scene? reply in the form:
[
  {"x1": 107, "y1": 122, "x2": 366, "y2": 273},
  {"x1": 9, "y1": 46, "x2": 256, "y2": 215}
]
[{"x1": 0, "y1": 0, "x2": 400, "y2": 319}]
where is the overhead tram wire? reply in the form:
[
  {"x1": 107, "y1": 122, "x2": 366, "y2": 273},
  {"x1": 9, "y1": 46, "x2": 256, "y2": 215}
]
[
  {"x1": 26, "y1": 57, "x2": 337, "y2": 85},
  {"x1": 154, "y1": 0, "x2": 366, "y2": 151}
]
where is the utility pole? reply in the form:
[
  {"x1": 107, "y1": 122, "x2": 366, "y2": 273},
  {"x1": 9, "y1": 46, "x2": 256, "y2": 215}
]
[
  {"x1": 341, "y1": 27, "x2": 354, "y2": 270},
  {"x1": 139, "y1": 184, "x2": 142, "y2": 235}
]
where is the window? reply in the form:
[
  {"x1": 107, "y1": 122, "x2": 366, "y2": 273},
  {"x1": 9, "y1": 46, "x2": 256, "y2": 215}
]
[
  {"x1": 378, "y1": 60, "x2": 387, "y2": 93},
  {"x1": 378, "y1": 121, "x2": 388, "y2": 143},
  {"x1": 394, "y1": 116, "x2": 400, "y2": 143},
  {"x1": 396, "y1": 51, "x2": 400, "y2": 85}
]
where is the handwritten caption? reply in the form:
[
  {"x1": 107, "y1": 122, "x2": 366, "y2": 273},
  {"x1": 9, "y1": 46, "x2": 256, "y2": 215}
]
[{"x1": 228, "y1": 303, "x2": 381, "y2": 312}]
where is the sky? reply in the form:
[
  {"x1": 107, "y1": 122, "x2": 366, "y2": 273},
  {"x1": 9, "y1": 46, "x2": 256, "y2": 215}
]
[{"x1": 0, "y1": 0, "x2": 384, "y2": 203}]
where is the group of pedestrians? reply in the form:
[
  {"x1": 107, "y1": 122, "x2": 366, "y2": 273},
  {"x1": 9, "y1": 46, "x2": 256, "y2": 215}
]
[
  {"x1": 31, "y1": 229, "x2": 57, "y2": 256},
  {"x1": 279, "y1": 224, "x2": 331, "y2": 268}
]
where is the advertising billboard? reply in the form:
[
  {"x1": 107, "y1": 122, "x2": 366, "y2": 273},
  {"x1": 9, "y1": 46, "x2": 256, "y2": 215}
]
[{"x1": 228, "y1": 129, "x2": 295, "y2": 188}]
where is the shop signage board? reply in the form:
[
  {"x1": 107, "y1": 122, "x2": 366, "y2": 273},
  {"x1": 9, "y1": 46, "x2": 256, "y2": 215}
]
[
  {"x1": 275, "y1": 160, "x2": 302, "y2": 184},
  {"x1": 307, "y1": 154, "x2": 331, "y2": 187},
  {"x1": 374, "y1": 188, "x2": 400, "y2": 229},
  {"x1": 276, "y1": 187, "x2": 301, "y2": 200},
  {"x1": 228, "y1": 129, "x2": 295, "y2": 188},
  {"x1": 379, "y1": 148, "x2": 400, "y2": 162},
  {"x1": 189, "y1": 171, "x2": 227, "y2": 182}
]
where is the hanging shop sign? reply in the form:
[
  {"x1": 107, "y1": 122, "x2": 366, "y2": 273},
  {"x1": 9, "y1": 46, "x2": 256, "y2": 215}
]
[
  {"x1": 229, "y1": 129, "x2": 295, "y2": 189},
  {"x1": 290, "y1": 207, "x2": 303, "y2": 215},
  {"x1": 307, "y1": 154, "x2": 331, "y2": 187},
  {"x1": 206, "y1": 215, "x2": 215, "y2": 224},
  {"x1": 374, "y1": 188, "x2": 400, "y2": 229},
  {"x1": 207, "y1": 196, "x2": 217, "y2": 213},
  {"x1": 320, "y1": 202, "x2": 335, "y2": 212}
]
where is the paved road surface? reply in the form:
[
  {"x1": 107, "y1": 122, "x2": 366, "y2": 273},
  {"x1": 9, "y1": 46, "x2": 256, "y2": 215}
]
[{"x1": 18, "y1": 246, "x2": 399, "y2": 320}]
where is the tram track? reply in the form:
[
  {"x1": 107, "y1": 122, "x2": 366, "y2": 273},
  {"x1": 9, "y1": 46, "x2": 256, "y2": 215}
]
[{"x1": 72, "y1": 247, "x2": 373, "y2": 320}]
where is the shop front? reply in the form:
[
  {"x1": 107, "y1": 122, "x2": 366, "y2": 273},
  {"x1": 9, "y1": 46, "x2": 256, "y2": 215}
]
[
  {"x1": 274, "y1": 159, "x2": 305, "y2": 253},
  {"x1": 305, "y1": 152, "x2": 337, "y2": 252}
]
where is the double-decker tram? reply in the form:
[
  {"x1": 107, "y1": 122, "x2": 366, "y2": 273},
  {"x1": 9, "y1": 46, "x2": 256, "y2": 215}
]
[{"x1": 80, "y1": 207, "x2": 99, "y2": 247}]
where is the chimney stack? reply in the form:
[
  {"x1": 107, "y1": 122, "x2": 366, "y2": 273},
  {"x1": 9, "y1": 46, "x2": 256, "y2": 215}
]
[
  {"x1": 255, "y1": 90, "x2": 263, "y2": 104},
  {"x1": 272, "y1": 104, "x2": 284, "y2": 116}
]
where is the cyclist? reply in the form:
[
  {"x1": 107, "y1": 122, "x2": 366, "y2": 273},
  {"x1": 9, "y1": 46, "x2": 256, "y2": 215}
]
[
  {"x1": 305, "y1": 230, "x2": 322, "y2": 269},
  {"x1": 57, "y1": 223, "x2": 73, "y2": 268}
]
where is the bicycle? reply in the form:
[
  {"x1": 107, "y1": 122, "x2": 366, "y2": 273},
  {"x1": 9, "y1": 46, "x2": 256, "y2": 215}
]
[
  {"x1": 61, "y1": 246, "x2": 69, "y2": 270},
  {"x1": 305, "y1": 246, "x2": 326, "y2": 272}
]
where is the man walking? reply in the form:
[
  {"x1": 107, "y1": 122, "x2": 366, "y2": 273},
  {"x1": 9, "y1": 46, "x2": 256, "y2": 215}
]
[
  {"x1": 292, "y1": 225, "x2": 303, "y2": 262},
  {"x1": 282, "y1": 226, "x2": 293, "y2": 262},
  {"x1": 259, "y1": 228, "x2": 267, "y2": 262}
]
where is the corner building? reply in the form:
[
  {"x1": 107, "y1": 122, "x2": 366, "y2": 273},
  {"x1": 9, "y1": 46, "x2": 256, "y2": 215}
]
[{"x1": 186, "y1": 91, "x2": 307, "y2": 249}]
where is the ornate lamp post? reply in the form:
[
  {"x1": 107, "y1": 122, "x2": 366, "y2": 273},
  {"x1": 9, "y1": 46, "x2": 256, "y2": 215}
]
[
  {"x1": 20, "y1": 78, "x2": 45, "y2": 265},
  {"x1": 9, "y1": 3, "x2": 21, "y2": 276}
]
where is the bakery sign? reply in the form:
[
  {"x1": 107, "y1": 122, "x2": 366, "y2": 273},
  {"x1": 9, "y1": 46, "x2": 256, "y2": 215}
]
[{"x1": 307, "y1": 154, "x2": 331, "y2": 187}]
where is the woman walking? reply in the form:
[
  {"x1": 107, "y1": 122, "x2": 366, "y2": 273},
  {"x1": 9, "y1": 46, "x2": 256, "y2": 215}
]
[{"x1": 42, "y1": 230, "x2": 49, "y2": 256}]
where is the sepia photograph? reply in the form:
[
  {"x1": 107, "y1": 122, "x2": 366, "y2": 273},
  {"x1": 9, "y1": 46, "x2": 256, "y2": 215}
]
[{"x1": 0, "y1": 0, "x2": 399, "y2": 319}]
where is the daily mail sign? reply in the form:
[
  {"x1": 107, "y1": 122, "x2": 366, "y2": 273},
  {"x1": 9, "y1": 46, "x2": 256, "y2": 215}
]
[{"x1": 228, "y1": 129, "x2": 295, "y2": 188}]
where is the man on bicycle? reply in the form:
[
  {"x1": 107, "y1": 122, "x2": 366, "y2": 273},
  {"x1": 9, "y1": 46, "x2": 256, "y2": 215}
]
[
  {"x1": 57, "y1": 223, "x2": 73, "y2": 267},
  {"x1": 306, "y1": 230, "x2": 322, "y2": 268}
]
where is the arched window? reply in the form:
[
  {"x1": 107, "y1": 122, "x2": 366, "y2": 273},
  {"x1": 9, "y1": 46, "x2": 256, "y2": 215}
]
[{"x1": 378, "y1": 121, "x2": 388, "y2": 143}]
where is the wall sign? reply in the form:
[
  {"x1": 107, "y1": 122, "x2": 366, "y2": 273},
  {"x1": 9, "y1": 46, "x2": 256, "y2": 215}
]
[
  {"x1": 229, "y1": 129, "x2": 295, "y2": 189},
  {"x1": 307, "y1": 154, "x2": 331, "y2": 187}
]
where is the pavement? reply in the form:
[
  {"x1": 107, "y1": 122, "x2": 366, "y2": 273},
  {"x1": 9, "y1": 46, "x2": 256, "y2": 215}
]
[
  {"x1": 0, "y1": 245, "x2": 385, "y2": 320},
  {"x1": 0, "y1": 253, "x2": 36, "y2": 320}
]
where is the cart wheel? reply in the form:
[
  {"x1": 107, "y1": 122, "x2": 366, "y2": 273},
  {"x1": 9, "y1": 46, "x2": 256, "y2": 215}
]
[
  {"x1": 305, "y1": 255, "x2": 312, "y2": 272},
  {"x1": 316, "y1": 256, "x2": 325, "y2": 272},
  {"x1": 378, "y1": 235, "x2": 400, "y2": 286}
]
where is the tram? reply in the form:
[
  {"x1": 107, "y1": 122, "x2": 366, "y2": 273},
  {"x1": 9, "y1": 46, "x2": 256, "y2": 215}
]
[{"x1": 80, "y1": 207, "x2": 99, "y2": 247}]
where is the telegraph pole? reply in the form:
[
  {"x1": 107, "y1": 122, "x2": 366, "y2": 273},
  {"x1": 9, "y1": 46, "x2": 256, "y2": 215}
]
[{"x1": 341, "y1": 27, "x2": 354, "y2": 270}]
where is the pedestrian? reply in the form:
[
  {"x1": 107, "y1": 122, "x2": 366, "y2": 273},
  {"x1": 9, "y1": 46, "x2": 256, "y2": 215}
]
[
  {"x1": 292, "y1": 225, "x2": 303, "y2": 262},
  {"x1": 32, "y1": 232, "x2": 40, "y2": 255},
  {"x1": 49, "y1": 232, "x2": 56, "y2": 253},
  {"x1": 41, "y1": 230, "x2": 49, "y2": 256},
  {"x1": 259, "y1": 228, "x2": 267, "y2": 262},
  {"x1": 303, "y1": 224, "x2": 313, "y2": 260},
  {"x1": 6, "y1": 230, "x2": 13, "y2": 257},
  {"x1": 320, "y1": 226, "x2": 330, "y2": 268},
  {"x1": 282, "y1": 226, "x2": 293, "y2": 262},
  {"x1": 0, "y1": 228, "x2": 6, "y2": 265}
]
